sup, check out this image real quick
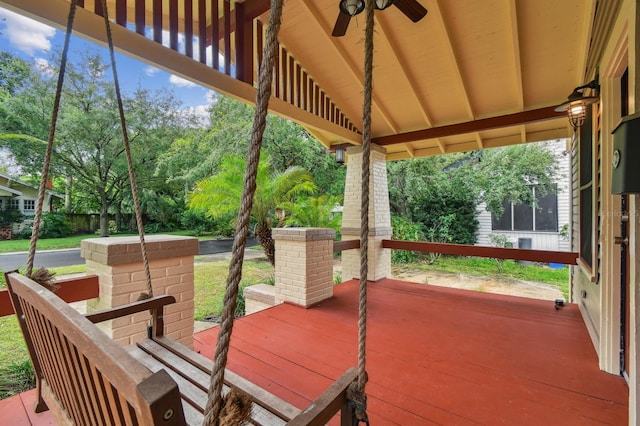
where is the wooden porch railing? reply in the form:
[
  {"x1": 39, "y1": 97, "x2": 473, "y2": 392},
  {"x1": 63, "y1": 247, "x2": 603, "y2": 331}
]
[
  {"x1": 382, "y1": 240, "x2": 579, "y2": 265},
  {"x1": 333, "y1": 239, "x2": 360, "y2": 252},
  {"x1": 0, "y1": 274, "x2": 99, "y2": 318},
  {"x1": 75, "y1": 0, "x2": 358, "y2": 134}
]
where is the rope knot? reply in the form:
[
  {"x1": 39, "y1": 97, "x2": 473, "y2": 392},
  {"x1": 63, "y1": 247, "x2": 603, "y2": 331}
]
[{"x1": 347, "y1": 381, "x2": 369, "y2": 424}]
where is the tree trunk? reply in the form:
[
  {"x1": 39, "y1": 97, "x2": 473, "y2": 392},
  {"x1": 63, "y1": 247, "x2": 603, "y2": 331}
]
[
  {"x1": 99, "y1": 190, "x2": 109, "y2": 237},
  {"x1": 256, "y1": 225, "x2": 275, "y2": 266},
  {"x1": 64, "y1": 175, "x2": 73, "y2": 212}
]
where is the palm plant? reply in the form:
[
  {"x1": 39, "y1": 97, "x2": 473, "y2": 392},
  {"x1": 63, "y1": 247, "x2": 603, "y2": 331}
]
[
  {"x1": 188, "y1": 154, "x2": 316, "y2": 265},
  {"x1": 280, "y1": 194, "x2": 343, "y2": 233}
]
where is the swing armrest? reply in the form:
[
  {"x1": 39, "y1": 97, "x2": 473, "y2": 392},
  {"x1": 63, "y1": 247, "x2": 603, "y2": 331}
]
[
  {"x1": 84, "y1": 295, "x2": 176, "y2": 323},
  {"x1": 286, "y1": 367, "x2": 358, "y2": 426}
]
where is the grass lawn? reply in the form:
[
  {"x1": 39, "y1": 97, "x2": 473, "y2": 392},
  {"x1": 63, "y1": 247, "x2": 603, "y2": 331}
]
[
  {"x1": 0, "y1": 230, "x2": 215, "y2": 254},
  {"x1": 395, "y1": 254, "x2": 570, "y2": 298}
]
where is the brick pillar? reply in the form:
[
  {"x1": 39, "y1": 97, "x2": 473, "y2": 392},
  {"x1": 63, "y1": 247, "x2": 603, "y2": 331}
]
[
  {"x1": 341, "y1": 144, "x2": 392, "y2": 281},
  {"x1": 81, "y1": 235, "x2": 199, "y2": 348},
  {"x1": 273, "y1": 228, "x2": 335, "y2": 307}
]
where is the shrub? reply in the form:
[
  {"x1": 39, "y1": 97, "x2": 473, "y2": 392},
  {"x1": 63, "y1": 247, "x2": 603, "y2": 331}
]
[
  {"x1": 488, "y1": 233, "x2": 513, "y2": 273},
  {"x1": 0, "y1": 206, "x2": 24, "y2": 228},
  {"x1": 180, "y1": 209, "x2": 211, "y2": 236},
  {"x1": 391, "y1": 215, "x2": 426, "y2": 264},
  {"x1": 40, "y1": 212, "x2": 74, "y2": 238},
  {"x1": 20, "y1": 212, "x2": 74, "y2": 239}
]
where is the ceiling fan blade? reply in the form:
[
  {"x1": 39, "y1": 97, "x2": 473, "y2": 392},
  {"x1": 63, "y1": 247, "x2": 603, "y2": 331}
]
[
  {"x1": 393, "y1": 0, "x2": 428, "y2": 23},
  {"x1": 332, "y1": 11, "x2": 351, "y2": 37}
]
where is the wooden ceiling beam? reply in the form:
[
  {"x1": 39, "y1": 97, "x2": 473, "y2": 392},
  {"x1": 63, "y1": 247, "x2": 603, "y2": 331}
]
[{"x1": 372, "y1": 106, "x2": 565, "y2": 146}]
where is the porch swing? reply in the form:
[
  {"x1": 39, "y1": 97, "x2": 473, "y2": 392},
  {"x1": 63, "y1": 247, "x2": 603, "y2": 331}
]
[{"x1": 5, "y1": 0, "x2": 378, "y2": 424}]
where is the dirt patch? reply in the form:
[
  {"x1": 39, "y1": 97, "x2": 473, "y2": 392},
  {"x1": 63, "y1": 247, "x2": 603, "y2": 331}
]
[{"x1": 334, "y1": 260, "x2": 564, "y2": 301}]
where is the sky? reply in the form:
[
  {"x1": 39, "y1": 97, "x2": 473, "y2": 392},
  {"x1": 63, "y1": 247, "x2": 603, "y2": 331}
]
[{"x1": 0, "y1": 6, "x2": 216, "y2": 121}]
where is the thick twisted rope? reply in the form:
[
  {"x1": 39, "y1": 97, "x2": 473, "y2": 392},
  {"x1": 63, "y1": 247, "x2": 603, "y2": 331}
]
[
  {"x1": 203, "y1": 0, "x2": 284, "y2": 423},
  {"x1": 348, "y1": 0, "x2": 375, "y2": 423},
  {"x1": 25, "y1": 0, "x2": 77, "y2": 278},
  {"x1": 101, "y1": 0, "x2": 153, "y2": 299}
]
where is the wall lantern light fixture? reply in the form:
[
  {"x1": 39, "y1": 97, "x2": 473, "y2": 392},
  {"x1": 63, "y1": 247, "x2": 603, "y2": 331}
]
[{"x1": 555, "y1": 78, "x2": 600, "y2": 129}]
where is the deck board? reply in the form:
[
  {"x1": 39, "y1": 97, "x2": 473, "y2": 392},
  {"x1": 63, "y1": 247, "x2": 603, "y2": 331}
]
[{"x1": 195, "y1": 279, "x2": 628, "y2": 425}]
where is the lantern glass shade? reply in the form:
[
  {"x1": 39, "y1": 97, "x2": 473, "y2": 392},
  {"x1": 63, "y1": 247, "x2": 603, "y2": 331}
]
[
  {"x1": 568, "y1": 101, "x2": 587, "y2": 129},
  {"x1": 335, "y1": 146, "x2": 346, "y2": 164},
  {"x1": 340, "y1": 0, "x2": 365, "y2": 16},
  {"x1": 375, "y1": 0, "x2": 394, "y2": 10}
]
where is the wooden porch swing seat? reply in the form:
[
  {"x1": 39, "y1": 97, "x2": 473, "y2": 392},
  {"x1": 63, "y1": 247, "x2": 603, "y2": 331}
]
[{"x1": 5, "y1": 272, "x2": 357, "y2": 425}]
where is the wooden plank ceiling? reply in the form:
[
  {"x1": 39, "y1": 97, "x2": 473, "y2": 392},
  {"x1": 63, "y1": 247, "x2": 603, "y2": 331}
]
[
  {"x1": 1, "y1": 0, "x2": 598, "y2": 160},
  {"x1": 270, "y1": 0, "x2": 595, "y2": 160}
]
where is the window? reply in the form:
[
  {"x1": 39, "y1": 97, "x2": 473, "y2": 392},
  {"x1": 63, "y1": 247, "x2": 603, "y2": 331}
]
[
  {"x1": 10, "y1": 199, "x2": 20, "y2": 210},
  {"x1": 23, "y1": 199, "x2": 35, "y2": 211},
  {"x1": 491, "y1": 186, "x2": 558, "y2": 232}
]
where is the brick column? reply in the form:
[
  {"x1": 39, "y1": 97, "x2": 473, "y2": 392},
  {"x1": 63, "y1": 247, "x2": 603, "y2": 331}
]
[
  {"x1": 81, "y1": 235, "x2": 199, "y2": 348},
  {"x1": 273, "y1": 228, "x2": 335, "y2": 307},
  {"x1": 341, "y1": 144, "x2": 392, "y2": 281}
]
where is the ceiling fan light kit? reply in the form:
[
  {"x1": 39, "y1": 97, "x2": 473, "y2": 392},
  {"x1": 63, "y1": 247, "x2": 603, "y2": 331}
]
[
  {"x1": 375, "y1": 0, "x2": 395, "y2": 10},
  {"x1": 340, "y1": 0, "x2": 365, "y2": 16}
]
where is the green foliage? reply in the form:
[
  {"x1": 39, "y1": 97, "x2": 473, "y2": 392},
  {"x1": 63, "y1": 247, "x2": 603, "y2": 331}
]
[
  {"x1": 19, "y1": 212, "x2": 75, "y2": 239},
  {"x1": 388, "y1": 156, "x2": 478, "y2": 246},
  {"x1": 39, "y1": 212, "x2": 74, "y2": 238},
  {"x1": 473, "y1": 143, "x2": 559, "y2": 216},
  {"x1": 391, "y1": 215, "x2": 426, "y2": 264},
  {"x1": 281, "y1": 194, "x2": 343, "y2": 232},
  {"x1": 488, "y1": 233, "x2": 514, "y2": 272},
  {"x1": 180, "y1": 209, "x2": 211, "y2": 236},
  {"x1": 189, "y1": 154, "x2": 316, "y2": 264},
  {"x1": 0, "y1": 206, "x2": 24, "y2": 228},
  {"x1": 0, "y1": 359, "x2": 35, "y2": 400}
]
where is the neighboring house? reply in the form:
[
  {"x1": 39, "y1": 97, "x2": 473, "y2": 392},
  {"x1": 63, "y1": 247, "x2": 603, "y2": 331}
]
[
  {"x1": 0, "y1": 172, "x2": 63, "y2": 235},
  {"x1": 475, "y1": 139, "x2": 570, "y2": 252}
]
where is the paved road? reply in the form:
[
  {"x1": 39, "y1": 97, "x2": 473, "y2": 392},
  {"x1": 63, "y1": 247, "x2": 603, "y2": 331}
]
[{"x1": 0, "y1": 237, "x2": 257, "y2": 271}]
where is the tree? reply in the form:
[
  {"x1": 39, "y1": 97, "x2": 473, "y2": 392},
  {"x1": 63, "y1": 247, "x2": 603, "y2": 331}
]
[
  {"x1": 188, "y1": 154, "x2": 316, "y2": 265},
  {"x1": 1, "y1": 51, "x2": 192, "y2": 235},
  {"x1": 469, "y1": 143, "x2": 559, "y2": 216},
  {"x1": 387, "y1": 143, "x2": 559, "y2": 245}
]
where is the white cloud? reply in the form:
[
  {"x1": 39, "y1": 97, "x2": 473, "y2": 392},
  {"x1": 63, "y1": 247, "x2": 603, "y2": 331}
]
[
  {"x1": 34, "y1": 57, "x2": 55, "y2": 76},
  {"x1": 144, "y1": 66, "x2": 159, "y2": 77},
  {"x1": 0, "y1": 8, "x2": 56, "y2": 55},
  {"x1": 169, "y1": 74, "x2": 197, "y2": 88},
  {"x1": 205, "y1": 90, "x2": 218, "y2": 104},
  {"x1": 180, "y1": 105, "x2": 210, "y2": 127}
]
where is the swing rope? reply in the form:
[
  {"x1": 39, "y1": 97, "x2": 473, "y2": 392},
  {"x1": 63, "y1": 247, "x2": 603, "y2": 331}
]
[
  {"x1": 347, "y1": 0, "x2": 374, "y2": 423},
  {"x1": 100, "y1": 0, "x2": 153, "y2": 299},
  {"x1": 25, "y1": 0, "x2": 77, "y2": 283},
  {"x1": 203, "y1": 0, "x2": 284, "y2": 423}
]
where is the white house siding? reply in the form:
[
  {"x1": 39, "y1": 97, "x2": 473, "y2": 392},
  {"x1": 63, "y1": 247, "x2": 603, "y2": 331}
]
[{"x1": 475, "y1": 139, "x2": 571, "y2": 252}]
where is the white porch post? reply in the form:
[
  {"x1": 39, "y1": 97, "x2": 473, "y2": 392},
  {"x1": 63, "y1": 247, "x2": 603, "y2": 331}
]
[{"x1": 341, "y1": 144, "x2": 392, "y2": 281}]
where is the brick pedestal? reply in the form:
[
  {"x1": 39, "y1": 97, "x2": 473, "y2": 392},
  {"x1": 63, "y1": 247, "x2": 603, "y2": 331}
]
[
  {"x1": 273, "y1": 228, "x2": 335, "y2": 307},
  {"x1": 81, "y1": 235, "x2": 199, "y2": 348},
  {"x1": 341, "y1": 144, "x2": 392, "y2": 281}
]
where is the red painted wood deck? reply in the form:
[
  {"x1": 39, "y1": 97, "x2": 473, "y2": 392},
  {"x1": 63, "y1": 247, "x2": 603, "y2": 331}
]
[
  {"x1": 195, "y1": 279, "x2": 628, "y2": 425},
  {"x1": 1, "y1": 278, "x2": 628, "y2": 424}
]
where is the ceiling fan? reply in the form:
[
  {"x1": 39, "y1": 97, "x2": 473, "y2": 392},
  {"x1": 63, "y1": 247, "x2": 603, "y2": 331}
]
[{"x1": 332, "y1": 0, "x2": 428, "y2": 37}]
